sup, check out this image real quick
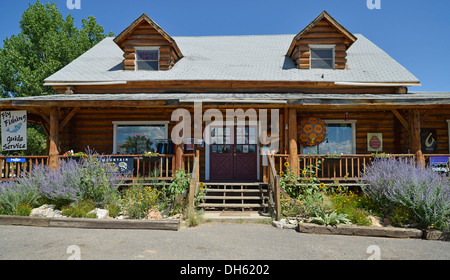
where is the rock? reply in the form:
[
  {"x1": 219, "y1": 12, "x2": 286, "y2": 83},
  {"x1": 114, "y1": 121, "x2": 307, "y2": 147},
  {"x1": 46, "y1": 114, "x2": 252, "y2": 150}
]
[
  {"x1": 145, "y1": 209, "x2": 162, "y2": 220},
  {"x1": 30, "y1": 204, "x2": 55, "y2": 218},
  {"x1": 368, "y1": 215, "x2": 383, "y2": 227},
  {"x1": 272, "y1": 221, "x2": 284, "y2": 229},
  {"x1": 87, "y1": 208, "x2": 109, "y2": 219}
]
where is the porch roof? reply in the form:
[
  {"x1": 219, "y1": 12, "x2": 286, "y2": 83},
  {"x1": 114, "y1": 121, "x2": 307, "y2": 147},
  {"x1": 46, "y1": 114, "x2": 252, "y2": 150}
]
[{"x1": 1, "y1": 92, "x2": 450, "y2": 108}]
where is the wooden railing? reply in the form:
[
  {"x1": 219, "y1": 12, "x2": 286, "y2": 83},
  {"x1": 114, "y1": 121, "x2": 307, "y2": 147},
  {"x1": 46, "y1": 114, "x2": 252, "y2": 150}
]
[
  {"x1": 0, "y1": 156, "x2": 49, "y2": 180},
  {"x1": 273, "y1": 154, "x2": 416, "y2": 182},
  {"x1": 0, "y1": 154, "x2": 195, "y2": 181}
]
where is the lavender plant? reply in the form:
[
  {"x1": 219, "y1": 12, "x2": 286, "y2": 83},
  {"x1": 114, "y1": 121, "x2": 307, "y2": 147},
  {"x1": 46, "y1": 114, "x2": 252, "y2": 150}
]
[
  {"x1": 361, "y1": 158, "x2": 450, "y2": 231},
  {"x1": 0, "y1": 180, "x2": 40, "y2": 215}
]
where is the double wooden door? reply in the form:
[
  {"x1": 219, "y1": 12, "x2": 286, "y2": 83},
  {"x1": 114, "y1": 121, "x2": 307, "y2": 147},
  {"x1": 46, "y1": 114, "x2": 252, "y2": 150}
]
[{"x1": 209, "y1": 125, "x2": 258, "y2": 181}]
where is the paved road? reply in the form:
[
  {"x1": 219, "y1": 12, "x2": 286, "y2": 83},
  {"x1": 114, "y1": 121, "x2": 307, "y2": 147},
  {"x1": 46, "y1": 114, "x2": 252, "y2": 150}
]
[{"x1": 0, "y1": 222, "x2": 449, "y2": 260}]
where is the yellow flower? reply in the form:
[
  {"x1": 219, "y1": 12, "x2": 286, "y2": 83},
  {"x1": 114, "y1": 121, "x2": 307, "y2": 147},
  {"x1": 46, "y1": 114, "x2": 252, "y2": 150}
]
[
  {"x1": 280, "y1": 171, "x2": 284, "y2": 176},
  {"x1": 200, "y1": 182, "x2": 205, "y2": 187},
  {"x1": 319, "y1": 183, "x2": 325, "y2": 189},
  {"x1": 302, "y1": 170, "x2": 307, "y2": 175},
  {"x1": 284, "y1": 162, "x2": 290, "y2": 167}
]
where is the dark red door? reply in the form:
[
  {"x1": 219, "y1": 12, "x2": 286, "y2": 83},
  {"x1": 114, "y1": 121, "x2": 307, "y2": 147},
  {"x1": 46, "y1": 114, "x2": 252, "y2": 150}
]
[{"x1": 209, "y1": 125, "x2": 258, "y2": 181}]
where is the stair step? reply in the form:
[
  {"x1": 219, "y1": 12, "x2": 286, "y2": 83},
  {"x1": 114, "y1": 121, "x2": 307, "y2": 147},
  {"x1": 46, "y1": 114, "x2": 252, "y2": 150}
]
[
  {"x1": 198, "y1": 203, "x2": 269, "y2": 208},
  {"x1": 205, "y1": 188, "x2": 265, "y2": 193},
  {"x1": 205, "y1": 182, "x2": 266, "y2": 186},
  {"x1": 204, "y1": 195, "x2": 264, "y2": 200}
]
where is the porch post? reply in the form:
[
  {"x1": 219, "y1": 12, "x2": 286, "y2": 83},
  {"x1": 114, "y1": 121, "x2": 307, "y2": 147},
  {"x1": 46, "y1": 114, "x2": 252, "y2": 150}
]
[
  {"x1": 48, "y1": 107, "x2": 60, "y2": 169},
  {"x1": 408, "y1": 109, "x2": 424, "y2": 165},
  {"x1": 288, "y1": 108, "x2": 299, "y2": 175}
]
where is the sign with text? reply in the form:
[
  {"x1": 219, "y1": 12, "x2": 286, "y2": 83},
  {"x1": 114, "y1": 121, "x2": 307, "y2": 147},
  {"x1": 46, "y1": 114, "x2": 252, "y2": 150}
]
[
  {"x1": 1, "y1": 111, "x2": 27, "y2": 151},
  {"x1": 367, "y1": 133, "x2": 383, "y2": 152},
  {"x1": 100, "y1": 156, "x2": 134, "y2": 175}
]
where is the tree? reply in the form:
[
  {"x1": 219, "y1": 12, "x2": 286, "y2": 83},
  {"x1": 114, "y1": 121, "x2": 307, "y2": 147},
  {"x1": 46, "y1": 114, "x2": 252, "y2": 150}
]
[{"x1": 0, "y1": 0, "x2": 113, "y2": 98}]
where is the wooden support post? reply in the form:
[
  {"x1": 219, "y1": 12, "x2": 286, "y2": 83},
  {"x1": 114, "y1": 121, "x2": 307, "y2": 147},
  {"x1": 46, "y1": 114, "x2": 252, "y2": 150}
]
[
  {"x1": 288, "y1": 108, "x2": 298, "y2": 175},
  {"x1": 408, "y1": 109, "x2": 424, "y2": 166},
  {"x1": 48, "y1": 107, "x2": 60, "y2": 170}
]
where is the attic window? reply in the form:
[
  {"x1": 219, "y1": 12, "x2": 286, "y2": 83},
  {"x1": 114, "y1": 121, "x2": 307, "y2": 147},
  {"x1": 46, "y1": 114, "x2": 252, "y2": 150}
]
[
  {"x1": 310, "y1": 45, "x2": 335, "y2": 69},
  {"x1": 136, "y1": 48, "x2": 159, "y2": 71}
]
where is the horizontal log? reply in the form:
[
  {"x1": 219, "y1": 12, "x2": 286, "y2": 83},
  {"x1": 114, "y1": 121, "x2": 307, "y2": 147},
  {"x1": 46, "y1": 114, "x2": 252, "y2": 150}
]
[
  {"x1": 121, "y1": 39, "x2": 172, "y2": 47},
  {"x1": 302, "y1": 32, "x2": 345, "y2": 39}
]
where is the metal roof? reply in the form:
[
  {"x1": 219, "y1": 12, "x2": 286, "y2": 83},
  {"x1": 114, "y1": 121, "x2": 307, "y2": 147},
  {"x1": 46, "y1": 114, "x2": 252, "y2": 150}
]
[
  {"x1": 44, "y1": 34, "x2": 420, "y2": 84},
  {"x1": 2, "y1": 92, "x2": 449, "y2": 108}
]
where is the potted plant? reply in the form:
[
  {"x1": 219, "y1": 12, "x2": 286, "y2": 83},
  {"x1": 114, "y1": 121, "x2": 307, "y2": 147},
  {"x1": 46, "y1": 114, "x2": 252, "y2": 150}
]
[
  {"x1": 143, "y1": 150, "x2": 160, "y2": 162},
  {"x1": 63, "y1": 150, "x2": 87, "y2": 161},
  {"x1": 324, "y1": 151, "x2": 342, "y2": 163}
]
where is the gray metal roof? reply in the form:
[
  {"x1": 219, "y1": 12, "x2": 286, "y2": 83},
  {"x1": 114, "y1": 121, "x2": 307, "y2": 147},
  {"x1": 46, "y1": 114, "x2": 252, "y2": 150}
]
[
  {"x1": 44, "y1": 34, "x2": 420, "y2": 84},
  {"x1": 3, "y1": 92, "x2": 450, "y2": 107}
]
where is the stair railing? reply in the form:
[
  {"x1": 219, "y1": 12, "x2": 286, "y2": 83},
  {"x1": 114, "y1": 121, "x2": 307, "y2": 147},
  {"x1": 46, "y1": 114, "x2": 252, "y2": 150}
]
[{"x1": 267, "y1": 154, "x2": 281, "y2": 221}]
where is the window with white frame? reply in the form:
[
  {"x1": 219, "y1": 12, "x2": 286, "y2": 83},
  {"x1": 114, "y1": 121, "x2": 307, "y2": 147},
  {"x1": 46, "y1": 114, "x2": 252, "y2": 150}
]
[
  {"x1": 113, "y1": 121, "x2": 168, "y2": 154},
  {"x1": 135, "y1": 47, "x2": 159, "y2": 71},
  {"x1": 302, "y1": 120, "x2": 356, "y2": 155},
  {"x1": 310, "y1": 45, "x2": 335, "y2": 69}
]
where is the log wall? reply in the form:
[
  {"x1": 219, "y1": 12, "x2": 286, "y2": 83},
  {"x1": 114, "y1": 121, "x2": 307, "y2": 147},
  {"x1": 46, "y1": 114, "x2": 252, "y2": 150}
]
[{"x1": 290, "y1": 18, "x2": 350, "y2": 70}]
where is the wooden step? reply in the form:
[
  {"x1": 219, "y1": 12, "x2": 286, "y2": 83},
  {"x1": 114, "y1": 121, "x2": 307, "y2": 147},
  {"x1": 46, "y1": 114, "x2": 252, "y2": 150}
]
[
  {"x1": 204, "y1": 195, "x2": 264, "y2": 200},
  {"x1": 205, "y1": 188, "x2": 265, "y2": 193},
  {"x1": 198, "y1": 203, "x2": 269, "y2": 208}
]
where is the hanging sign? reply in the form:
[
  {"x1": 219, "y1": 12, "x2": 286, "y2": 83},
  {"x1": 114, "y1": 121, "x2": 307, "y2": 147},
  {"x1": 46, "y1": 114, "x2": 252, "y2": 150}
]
[
  {"x1": 100, "y1": 156, "x2": 134, "y2": 175},
  {"x1": 367, "y1": 133, "x2": 383, "y2": 152},
  {"x1": 1, "y1": 111, "x2": 27, "y2": 151},
  {"x1": 421, "y1": 129, "x2": 438, "y2": 154},
  {"x1": 298, "y1": 116, "x2": 327, "y2": 147}
]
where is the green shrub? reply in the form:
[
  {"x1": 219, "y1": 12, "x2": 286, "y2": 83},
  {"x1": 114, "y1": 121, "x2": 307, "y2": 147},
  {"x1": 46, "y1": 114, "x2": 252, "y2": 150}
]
[
  {"x1": 61, "y1": 200, "x2": 96, "y2": 218},
  {"x1": 121, "y1": 185, "x2": 160, "y2": 219},
  {"x1": 15, "y1": 203, "x2": 33, "y2": 216}
]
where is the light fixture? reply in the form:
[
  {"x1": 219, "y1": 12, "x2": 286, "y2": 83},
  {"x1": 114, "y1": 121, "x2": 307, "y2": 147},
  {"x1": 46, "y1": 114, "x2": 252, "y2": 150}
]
[{"x1": 344, "y1": 112, "x2": 349, "y2": 121}]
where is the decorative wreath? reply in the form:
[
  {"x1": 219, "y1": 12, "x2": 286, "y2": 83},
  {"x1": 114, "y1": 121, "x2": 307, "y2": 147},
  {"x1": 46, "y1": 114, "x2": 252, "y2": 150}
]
[{"x1": 298, "y1": 116, "x2": 327, "y2": 147}]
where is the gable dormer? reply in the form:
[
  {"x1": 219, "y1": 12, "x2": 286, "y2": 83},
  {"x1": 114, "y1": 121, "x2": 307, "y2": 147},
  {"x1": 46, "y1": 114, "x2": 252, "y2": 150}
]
[
  {"x1": 113, "y1": 13, "x2": 183, "y2": 71},
  {"x1": 286, "y1": 11, "x2": 357, "y2": 70}
]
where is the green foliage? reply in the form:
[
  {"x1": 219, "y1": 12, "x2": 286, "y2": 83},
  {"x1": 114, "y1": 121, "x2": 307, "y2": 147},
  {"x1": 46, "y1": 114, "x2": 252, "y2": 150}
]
[
  {"x1": 15, "y1": 203, "x2": 33, "y2": 216},
  {"x1": 310, "y1": 209, "x2": 351, "y2": 226},
  {"x1": 0, "y1": 181, "x2": 40, "y2": 215},
  {"x1": 0, "y1": 0, "x2": 113, "y2": 98},
  {"x1": 167, "y1": 169, "x2": 190, "y2": 202},
  {"x1": 121, "y1": 185, "x2": 160, "y2": 219},
  {"x1": 61, "y1": 200, "x2": 96, "y2": 218}
]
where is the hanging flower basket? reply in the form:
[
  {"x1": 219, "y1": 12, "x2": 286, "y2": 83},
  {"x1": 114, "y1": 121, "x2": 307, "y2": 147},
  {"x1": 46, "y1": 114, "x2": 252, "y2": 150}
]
[{"x1": 143, "y1": 151, "x2": 160, "y2": 162}]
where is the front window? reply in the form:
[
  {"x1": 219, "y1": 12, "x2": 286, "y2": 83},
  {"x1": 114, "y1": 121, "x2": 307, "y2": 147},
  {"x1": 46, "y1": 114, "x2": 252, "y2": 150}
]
[
  {"x1": 136, "y1": 48, "x2": 159, "y2": 71},
  {"x1": 302, "y1": 121, "x2": 356, "y2": 155},
  {"x1": 310, "y1": 45, "x2": 335, "y2": 69},
  {"x1": 113, "y1": 121, "x2": 168, "y2": 154}
]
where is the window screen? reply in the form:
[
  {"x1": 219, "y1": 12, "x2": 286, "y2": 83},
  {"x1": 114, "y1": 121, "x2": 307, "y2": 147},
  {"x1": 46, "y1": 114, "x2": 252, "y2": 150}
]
[{"x1": 310, "y1": 48, "x2": 334, "y2": 69}]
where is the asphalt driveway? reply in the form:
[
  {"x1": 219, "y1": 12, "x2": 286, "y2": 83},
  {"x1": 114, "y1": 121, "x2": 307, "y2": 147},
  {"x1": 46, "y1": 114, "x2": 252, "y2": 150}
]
[{"x1": 0, "y1": 222, "x2": 449, "y2": 260}]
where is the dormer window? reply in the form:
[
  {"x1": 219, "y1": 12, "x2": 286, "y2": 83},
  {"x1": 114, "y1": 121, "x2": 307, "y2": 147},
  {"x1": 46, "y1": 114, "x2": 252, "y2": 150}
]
[
  {"x1": 310, "y1": 45, "x2": 335, "y2": 69},
  {"x1": 286, "y1": 11, "x2": 357, "y2": 70},
  {"x1": 136, "y1": 47, "x2": 160, "y2": 71},
  {"x1": 113, "y1": 13, "x2": 183, "y2": 71}
]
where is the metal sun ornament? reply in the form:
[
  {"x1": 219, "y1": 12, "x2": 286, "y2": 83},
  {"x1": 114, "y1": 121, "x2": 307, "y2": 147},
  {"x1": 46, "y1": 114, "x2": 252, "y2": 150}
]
[{"x1": 298, "y1": 116, "x2": 327, "y2": 147}]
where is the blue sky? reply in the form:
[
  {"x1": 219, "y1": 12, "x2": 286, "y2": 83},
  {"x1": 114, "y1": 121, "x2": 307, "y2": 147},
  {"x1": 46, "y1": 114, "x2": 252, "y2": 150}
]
[{"x1": 1, "y1": 0, "x2": 449, "y2": 92}]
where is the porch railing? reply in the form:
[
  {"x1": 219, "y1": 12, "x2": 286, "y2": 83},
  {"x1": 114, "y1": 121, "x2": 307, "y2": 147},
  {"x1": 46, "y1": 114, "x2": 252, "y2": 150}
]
[
  {"x1": 273, "y1": 154, "x2": 417, "y2": 182},
  {"x1": 0, "y1": 153, "x2": 195, "y2": 181}
]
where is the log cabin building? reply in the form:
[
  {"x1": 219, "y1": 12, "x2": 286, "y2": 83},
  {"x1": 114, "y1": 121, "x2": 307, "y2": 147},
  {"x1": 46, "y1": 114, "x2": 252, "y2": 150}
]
[{"x1": 1, "y1": 11, "x2": 450, "y2": 212}]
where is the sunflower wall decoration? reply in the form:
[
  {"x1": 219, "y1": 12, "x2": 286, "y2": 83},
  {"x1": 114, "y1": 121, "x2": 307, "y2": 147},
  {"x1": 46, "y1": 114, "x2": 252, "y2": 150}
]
[{"x1": 298, "y1": 116, "x2": 327, "y2": 147}]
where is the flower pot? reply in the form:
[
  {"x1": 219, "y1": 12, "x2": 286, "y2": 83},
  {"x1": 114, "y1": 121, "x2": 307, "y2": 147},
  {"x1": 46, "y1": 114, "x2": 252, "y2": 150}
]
[
  {"x1": 144, "y1": 156, "x2": 159, "y2": 163},
  {"x1": 324, "y1": 157, "x2": 341, "y2": 164}
]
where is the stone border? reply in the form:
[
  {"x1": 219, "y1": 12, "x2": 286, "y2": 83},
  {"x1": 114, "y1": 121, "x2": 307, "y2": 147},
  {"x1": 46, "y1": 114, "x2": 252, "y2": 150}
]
[
  {"x1": 0, "y1": 215, "x2": 180, "y2": 231},
  {"x1": 295, "y1": 222, "x2": 450, "y2": 241}
]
